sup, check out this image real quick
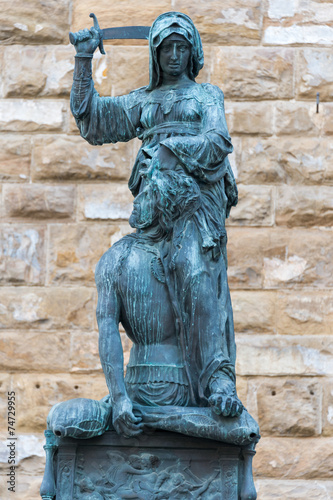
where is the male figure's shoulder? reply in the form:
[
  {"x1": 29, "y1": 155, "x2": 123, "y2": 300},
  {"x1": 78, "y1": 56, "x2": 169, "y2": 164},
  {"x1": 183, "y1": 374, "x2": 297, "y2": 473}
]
[{"x1": 95, "y1": 235, "x2": 135, "y2": 285}]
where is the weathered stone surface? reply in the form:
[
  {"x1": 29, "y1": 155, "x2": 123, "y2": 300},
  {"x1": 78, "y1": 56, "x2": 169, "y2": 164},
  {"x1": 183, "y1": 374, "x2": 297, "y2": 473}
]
[
  {"x1": 276, "y1": 291, "x2": 333, "y2": 336},
  {"x1": 32, "y1": 135, "x2": 133, "y2": 182},
  {"x1": 72, "y1": 0, "x2": 262, "y2": 45},
  {"x1": 108, "y1": 46, "x2": 149, "y2": 96},
  {"x1": 276, "y1": 186, "x2": 333, "y2": 227},
  {"x1": 0, "y1": 374, "x2": 12, "y2": 432},
  {"x1": 263, "y1": 228, "x2": 333, "y2": 289},
  {"x1": 70, "y1": 331, "x2": 102, "y2": 372},
  {"x1": 0, "y1": 99, "x2": 66, "y2": 132},
  {"x1": 0, "y1": 135, "x2": 31, "y2": 182},
  {"x1": 2, "y1": 45, "x2": 74, "y2": 98},
  {"x1": 228, "y1": 228, "x2": 333, "y2": 290},
  {"x1": 254, "y1": 437, "x2": 333, "y2": 479},
  {"x1": 255, "y1": 479, "x2": 333, "y2": 499},
  {"x1": 0, "y1": 287, "x2": 94, "y2": 331},
  {"x1": 227, "y1": 228, "x2": 269, "y2": 289},
  {"x1": 324, "y1": 103, "x2": 333, "y2": 134},
  {"x1": 254, "y1": 378, "x2": 322, "y2": 436},
  {"x1": 0, "y1": 332, "x2": 70, "y2": 372},
  {"x1": 231, "y1": 291, "x2": 276, "y2": 333},
  {"x1": 227, "y1": 185, "x2": 274, "y2": 226},
  {"x1": 236, "y1": 335, "x2": 333, "y2": 376},
  {"x1": 296, "y1": 49, "x2": 333, "y2": 100},
  {"x1": 0, "y1": 473, "x2": 42, "y2": 500},
  {"x1": 0, "y1": 0, "x2": 70, "y2": 44},
  {"x1": 174, "y1": 0, "x2": 262, "y2": 44},
  {"x1": 3, "y1": 184, "x2": 75, "y2": 220},
  {"x1": 0, "y1": 224, "x2": 45, "y2": 285},
  {"x1": 227, "y1": 102, "x2": 274, "y2": 136},
  {"x1": 78, "y1": 184, "x2": 133, "y2": 221},
  {"x1": 71, "y1": 0, "x2": 171, "y2": 45},
  {"x1": 11, "y1": 373, "x2": 108, "y2": 432},
  {"x1": 275, "y1": 101, "x2": 322, "y2": 136},
  {"x1": 0, "y1": 433, "x2": 45, "y2": 475},
  {"x1": 212, "y1": 47, "x2": 294, "y2": 100},
  {"x1": 48, "y1": 223, "x2": 132, "y2": 284},
  {"x1": 323, "y1": 379, "x2": 333, "y2": 436},
  {"x1": 239, "y1": 137, "x2": 333, "y2": 185}
]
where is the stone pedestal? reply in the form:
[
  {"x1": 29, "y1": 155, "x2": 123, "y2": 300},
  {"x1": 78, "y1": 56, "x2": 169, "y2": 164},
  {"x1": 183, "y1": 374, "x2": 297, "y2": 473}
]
[{"x1": 43, "y1": 430, "x2": 257, "y2": 499}]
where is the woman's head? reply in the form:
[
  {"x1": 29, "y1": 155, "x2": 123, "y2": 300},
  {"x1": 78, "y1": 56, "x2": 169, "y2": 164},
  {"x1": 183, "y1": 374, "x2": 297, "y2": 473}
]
[{"x1": 148, "y1": 12, "x2": 204, "y2": 89}]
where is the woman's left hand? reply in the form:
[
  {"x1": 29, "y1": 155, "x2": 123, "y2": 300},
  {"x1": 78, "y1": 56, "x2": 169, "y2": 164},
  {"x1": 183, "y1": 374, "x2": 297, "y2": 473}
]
[{"x1": 156, "y1": 145, "x2": 179, "y2": 171}]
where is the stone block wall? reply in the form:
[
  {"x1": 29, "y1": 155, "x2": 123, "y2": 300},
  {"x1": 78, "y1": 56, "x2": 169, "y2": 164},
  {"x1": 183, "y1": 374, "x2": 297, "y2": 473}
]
[{"x1": 0, "y1": 0, "x2": 332, "y2": 498}]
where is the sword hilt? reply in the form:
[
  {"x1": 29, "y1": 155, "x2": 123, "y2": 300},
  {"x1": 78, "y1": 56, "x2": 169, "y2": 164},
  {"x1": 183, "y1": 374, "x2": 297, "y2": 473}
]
[
  {"x1": 69, "y1": 12, "x2": 105, "y2": 55},
  {"x1": 89, "y1": 12, "x2": 105, "y2": 55}
]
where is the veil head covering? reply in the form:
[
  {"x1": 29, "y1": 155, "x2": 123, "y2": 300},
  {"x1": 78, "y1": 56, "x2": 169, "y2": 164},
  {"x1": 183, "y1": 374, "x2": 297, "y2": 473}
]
[{"x1": 147, "y1": 12, "x2": 204, "y2": 90}]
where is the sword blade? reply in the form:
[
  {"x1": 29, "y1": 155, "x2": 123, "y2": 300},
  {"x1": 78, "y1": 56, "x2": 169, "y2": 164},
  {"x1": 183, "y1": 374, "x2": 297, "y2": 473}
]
[{"x1": 101, "y1": 26, "x2": 150, "y2": 40}]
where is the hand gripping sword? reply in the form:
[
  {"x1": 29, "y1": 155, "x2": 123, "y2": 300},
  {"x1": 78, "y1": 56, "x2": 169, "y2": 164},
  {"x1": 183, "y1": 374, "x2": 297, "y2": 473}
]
[{"x1": 69, "y1": 13, "x2": 151, "y2": 54}]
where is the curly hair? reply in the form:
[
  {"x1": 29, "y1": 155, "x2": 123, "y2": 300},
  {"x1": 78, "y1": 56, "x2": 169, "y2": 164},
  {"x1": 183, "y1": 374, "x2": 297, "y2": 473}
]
[{"x1": 150, "y1": 169, "x2": 201, "y2": 233}]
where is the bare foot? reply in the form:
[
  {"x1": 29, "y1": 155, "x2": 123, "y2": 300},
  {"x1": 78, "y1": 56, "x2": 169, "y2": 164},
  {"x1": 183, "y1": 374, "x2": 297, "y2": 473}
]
[{"x1": 208, "y1": 372, "x2": 243, "y2": 417}]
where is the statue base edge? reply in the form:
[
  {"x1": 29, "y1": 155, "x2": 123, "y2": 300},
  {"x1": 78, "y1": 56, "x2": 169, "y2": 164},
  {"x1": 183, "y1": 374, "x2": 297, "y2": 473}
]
[{"x1": 41, "y1": 429, "x2": 257, "y2": 500}]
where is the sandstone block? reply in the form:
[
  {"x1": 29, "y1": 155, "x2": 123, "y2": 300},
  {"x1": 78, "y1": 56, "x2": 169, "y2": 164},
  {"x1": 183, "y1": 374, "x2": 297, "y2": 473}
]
[
  {"x1": 255, "y1": 479, "x2": 333, "y2": 499},
  {"x1": 323, "y1": 379, "x2": 333, "y2": 436},
  {"x1": 0, "y1": 374, "x2": 12, "y2": 432},
  {"x1": 264, "y1": 26, "x2": 333, "y2": 46},
  {"x1": 236, "y1": 334, "x2": 333, "y2": 376},
  {"x1": 0, "y1": 224, "x2": 45, "y2": 285},
  {"x1": 3, "y1": 184, "x2": 75, "y2": 220},
  {"x1": 276, "y1": 291, "x2": 333, "y2": 336},
  {"x1": 71, "y1": 0, "x2": 171, "y2": 45},
  {"x1": 0, "y1": 287, "x2": 94, "y2": 331},
  {"x1": 2, "y1": 45, "x2": 74, "y2": 98},
  {"x1": 227, "y1": 102, "x2": 274, "y2": 136},
  {"x1": 0, "y1": 474, "x2": 42, "y2": 500},
  {"x1": 0, "y1": 99, "x2": 66, "y2": 132},
  {"x1": 227, "y1": 228, "x2": 269, "y2": 289},
  {"x1": 231, "y1": 291, "x2": 276, "y2": 333},
  {"x1": 275, "y1": 101, "x2": 322, "y2": 136},
  {"x1": 0, "y1": 135, "x2": 31, "y2": 182},
  {"x1": 263, "y1": 228, "x2": 333, "y2": 289},
  {"x1": 32, "y1": 135, "x2": 133, "y2": 182},
  {"x1": 67, "y1": 107, "x2": 81, "y2": 135},
  {"x1": 228, "y1": 227, "x2": 333, "y2": 290},
  {"x1": 239, "y1": 137, "x2": 333, "y2": 185},
  {"x1": 253, "y1": 378, "x2": 322, "y2": 436},
  {"x1": 235, "y1": 376, "x2": 247, "y2": 404},
  {"x1": 108, "y1": 46, "x2": 149, "y2": 96},
  {"x1": 324, "y1": 103, "x2": 333, "y2": 134},
  {"x1": 48, "y1": 223, "x2": 132, "y2": 284},
  {"x1": 70, "y1": 331, "x2": 102, "y2": 372},
  {"x1": 11, "y1": 373, "x2": 108, "y2": 432},
  {"x1": 276, "y1": 186, "x2": 333, "y2": 227},
  {"x1": 0, "y1": 433, "x2": 44, "y2": 473},
  {"x1": 15, "y1": 435, "x2": 45, "y2": 476},
  {"x1": 212, "y1": 47, "x2": 294, "y2": 100},
  {"x1": 296, "y1": 49, "x2": 333, "y2": 100},
  {"x1": 174, "y1": 0, "x2": 262, "y2": 44},
  {"x1": 0, "y1": 0, "x2": 70, "y2": 44},
  {"x1": 0, "y1": 331, "x2": 70, "y2": 372},
  {"x1": 78, "y1": 183, "x2": 133, "y2": 221},
  {"x1": 254, "y1": 437, "x2": 333, "y2": 479},
  {"x1": 227, "y1": 185, "x2": 274, "y2": 226}
]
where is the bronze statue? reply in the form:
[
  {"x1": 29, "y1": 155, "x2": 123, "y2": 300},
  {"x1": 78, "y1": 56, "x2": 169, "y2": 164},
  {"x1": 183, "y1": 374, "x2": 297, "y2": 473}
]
[{"x1": 42, "y1": 11, "x2": 259, "y2": 500}]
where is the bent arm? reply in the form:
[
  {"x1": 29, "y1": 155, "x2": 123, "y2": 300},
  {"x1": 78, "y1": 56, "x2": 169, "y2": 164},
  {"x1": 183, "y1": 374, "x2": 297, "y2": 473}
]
[{"x1": 70, "y1": 56, "x2": 142, "y2": 145}]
